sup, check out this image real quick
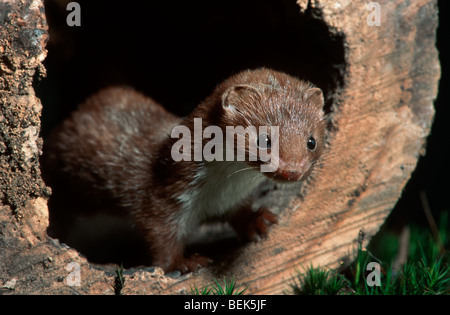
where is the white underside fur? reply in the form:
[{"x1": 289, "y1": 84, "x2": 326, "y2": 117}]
[{"x1": 175, "y1": 161, "x2": 267, "y2": 240}]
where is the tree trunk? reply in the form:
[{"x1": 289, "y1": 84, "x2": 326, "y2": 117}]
[{"x1": 0, "y1": 0, "x2": 440, "y2": 294}]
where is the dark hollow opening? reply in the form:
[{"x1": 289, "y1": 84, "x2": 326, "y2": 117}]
[{"x1": 37, "y1": 0, "x2": 346, "y2": 269}]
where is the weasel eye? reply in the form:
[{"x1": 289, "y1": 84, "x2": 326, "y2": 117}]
[
  {"x1": 257, "y1": 133, "x2": 271, "y2": 149},
  {"x1": 307, "y1": 136, "x2": 317, "y2": 151}
]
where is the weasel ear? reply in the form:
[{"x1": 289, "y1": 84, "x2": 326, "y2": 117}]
[
  {"x1": 304, "y1": 87, "x2": 324, "y2": 109},
  {"x1": 222, "y1": 84, "x2": 260, "y2": 111}
]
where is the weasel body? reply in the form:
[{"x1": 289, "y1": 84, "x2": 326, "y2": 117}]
[{"x1": 43, "y1": 68, "x2": 326, "y2": 272}]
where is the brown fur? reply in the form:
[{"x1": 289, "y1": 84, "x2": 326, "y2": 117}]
[{"x1": 43, "y1": 68, "x2": 326, "y2": 273}]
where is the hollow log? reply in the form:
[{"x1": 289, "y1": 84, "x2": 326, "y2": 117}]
[{"x1": 0, "y1": 0, "x2": 440, "y2": 294}]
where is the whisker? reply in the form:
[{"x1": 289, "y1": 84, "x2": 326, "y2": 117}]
[
  {"x1": 250, "y1": 172, "x2": 264, "y2": 184},
  {"x1": 226, "y1": 166, "x2": 255, "y2": 178}
]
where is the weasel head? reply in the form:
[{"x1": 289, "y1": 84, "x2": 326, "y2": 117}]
[{"x1": 219, "y1": 68, "x2": 326, "y2": 183}]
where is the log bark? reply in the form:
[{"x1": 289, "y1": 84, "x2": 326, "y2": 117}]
[{"x1": 0, "y1": 0, "x2": 440, "y2": 294}]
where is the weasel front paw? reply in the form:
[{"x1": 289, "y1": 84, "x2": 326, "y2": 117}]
[
  {"x1": 172, "y1": 253, "x2": 213, "y2": 274},
  {"x1": 230, "y1": 206, "x2": 278, "y2": 242}
]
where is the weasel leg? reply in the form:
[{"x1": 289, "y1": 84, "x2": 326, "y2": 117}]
[
  {"x1": 148, "y1": 229, "x2": 212, "y2": 274},
  {"x1": 229, "y1": 205, "x2": 278, "y2": 242}
]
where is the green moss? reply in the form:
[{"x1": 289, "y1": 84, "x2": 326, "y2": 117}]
[
  {"x1": 113, "y1": 264, "x2": 125, "y2": 295},
  {"x1": 191, "y1": 277, "x2": 247, "y2": 295},
  {"x1": 290, "y1": 212, "x2": 450, "y2": 295}
]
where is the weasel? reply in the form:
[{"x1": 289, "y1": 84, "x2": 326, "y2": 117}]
[{"x1": 43, "y1": 68, "x2": 326, "y2": 273}]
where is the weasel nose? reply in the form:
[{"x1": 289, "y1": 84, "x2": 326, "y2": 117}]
[{"x1": 280, "y1": 170, "x2": 302, "y2": 181}]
